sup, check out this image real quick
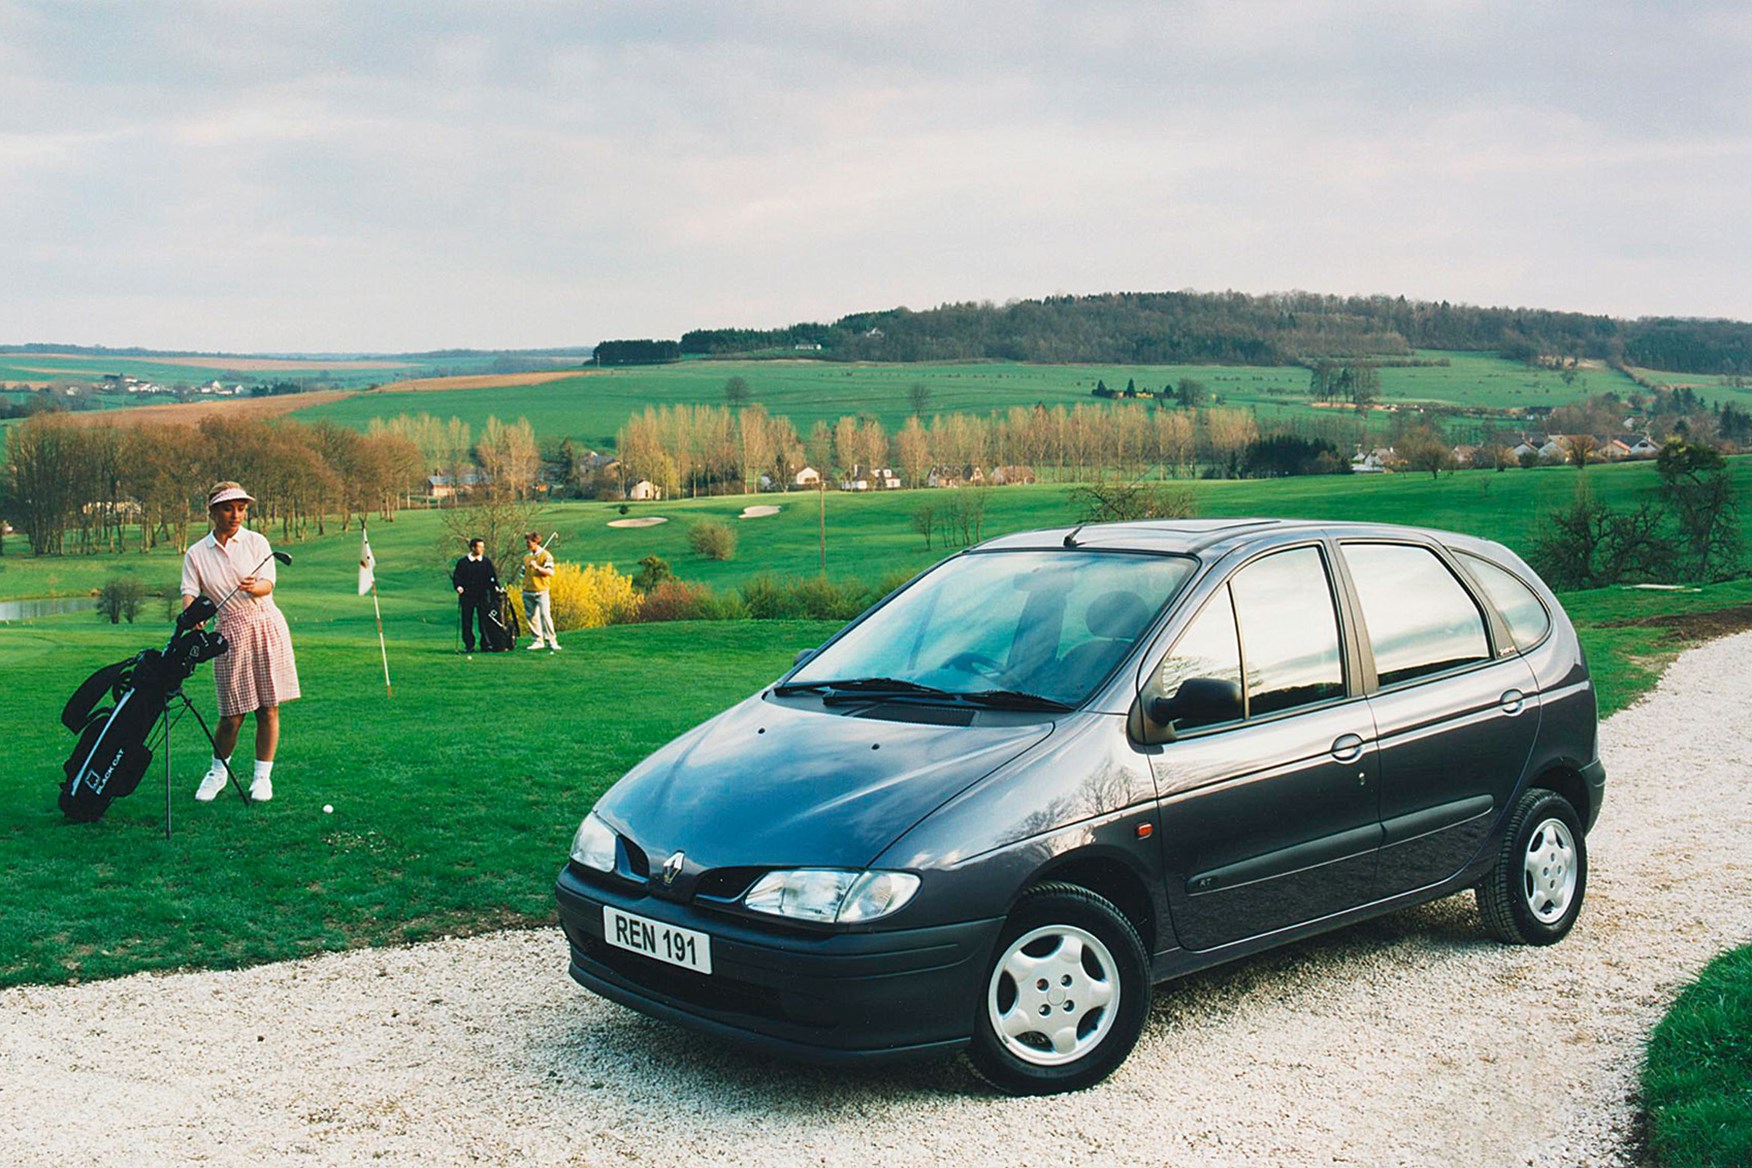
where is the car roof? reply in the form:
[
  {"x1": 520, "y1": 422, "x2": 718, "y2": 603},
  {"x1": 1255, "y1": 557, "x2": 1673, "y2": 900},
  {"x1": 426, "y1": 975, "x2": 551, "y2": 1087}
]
[{"x1": 975, "y1": 517, "x2": 1505, "y2": 560}]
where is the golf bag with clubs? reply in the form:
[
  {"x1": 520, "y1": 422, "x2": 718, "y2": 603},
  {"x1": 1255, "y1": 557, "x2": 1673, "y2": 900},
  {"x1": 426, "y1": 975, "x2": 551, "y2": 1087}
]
[
  {"x1": 482, "y1": 585, "x2": 520, "y2": 651},
  {"x1": 59, "y1": 595, "x2": 229, "y2": 822}
]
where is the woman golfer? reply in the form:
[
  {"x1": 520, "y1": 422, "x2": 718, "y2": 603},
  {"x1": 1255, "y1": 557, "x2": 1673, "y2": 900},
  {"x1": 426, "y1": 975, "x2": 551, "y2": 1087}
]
[{"x1": 180, "y1": 481, "x2": 300, "y2": 803}]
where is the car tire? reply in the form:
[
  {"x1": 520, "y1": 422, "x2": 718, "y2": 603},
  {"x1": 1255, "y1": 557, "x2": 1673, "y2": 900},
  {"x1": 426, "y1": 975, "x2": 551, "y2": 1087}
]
[
  {"x1": 967, "y1": 881, "x2": 1150, "y2": 1095},
  {"x1": 1476, "y1": 787, "x2": 1587, "y2": 945}
]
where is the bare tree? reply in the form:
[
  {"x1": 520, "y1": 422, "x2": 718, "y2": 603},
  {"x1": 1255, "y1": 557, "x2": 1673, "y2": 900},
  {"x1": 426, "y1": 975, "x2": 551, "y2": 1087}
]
[{"x1": 6, "y1": 413, "x2": 84, "y2": 554}]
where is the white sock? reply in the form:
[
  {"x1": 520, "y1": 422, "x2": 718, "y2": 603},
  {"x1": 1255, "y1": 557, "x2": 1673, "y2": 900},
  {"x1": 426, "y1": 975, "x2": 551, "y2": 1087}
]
[
  {"x1": 208, "y1": 755, "x2": 230, "y2": 776},
  {"x1": 253, "y1": 760, "x2": 274, "y2": 783}
]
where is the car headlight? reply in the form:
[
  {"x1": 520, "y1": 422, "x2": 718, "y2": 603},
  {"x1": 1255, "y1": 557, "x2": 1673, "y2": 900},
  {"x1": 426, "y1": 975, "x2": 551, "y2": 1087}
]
[
  {"x1": 570, "y1": 811, "x2": 618, "y2": 872},
  {"x1": 743, "y1": 869, "x2": 921, "y2": 924}
]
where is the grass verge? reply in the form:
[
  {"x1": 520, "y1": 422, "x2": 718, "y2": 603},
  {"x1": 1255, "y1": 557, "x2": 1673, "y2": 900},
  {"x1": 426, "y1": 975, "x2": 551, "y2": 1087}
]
[{"x1": 1642, "y1": 945, "x2": 1752, "y2": 1168}]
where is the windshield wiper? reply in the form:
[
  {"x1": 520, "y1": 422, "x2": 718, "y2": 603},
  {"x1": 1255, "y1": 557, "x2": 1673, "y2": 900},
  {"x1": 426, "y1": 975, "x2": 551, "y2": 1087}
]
[
  {"x1": 776, "y1": 677, "x2": 1071, "y2": 713},
  {"x1": 774, "y1": 677, "x2": 950, "y2": 700},
  {"x1": 958, "y1": 689, "x2": 1075, "y2": 712}
]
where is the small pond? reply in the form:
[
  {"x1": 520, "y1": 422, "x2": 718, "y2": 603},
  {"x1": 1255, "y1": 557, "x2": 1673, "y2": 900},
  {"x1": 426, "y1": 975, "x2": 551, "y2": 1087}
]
[{"x1": 0, "y1": 596, "x2": 94, "y2": 622}]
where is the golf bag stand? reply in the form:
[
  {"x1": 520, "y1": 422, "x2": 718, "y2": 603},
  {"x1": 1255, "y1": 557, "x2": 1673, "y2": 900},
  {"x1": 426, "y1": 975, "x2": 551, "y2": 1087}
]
[
  {"x1": 58, "y1": 595, "x2": 248, "y2": 833},
  {"x1": 157, "y1": 686, "x2": 250, "y2": 839}
]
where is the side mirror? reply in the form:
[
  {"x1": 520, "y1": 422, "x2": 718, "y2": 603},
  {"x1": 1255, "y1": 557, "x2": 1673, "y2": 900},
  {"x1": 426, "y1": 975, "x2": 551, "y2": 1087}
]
[
  {"x1": 792, "y1": 647, "x2": 818, "y2": 667},
  {"x1": 1151, "y1": 677, "x2": 1243, "y2": 728},
  {"x1": 1135, "y1": 677, "x2": 1243, "y2": 744}
]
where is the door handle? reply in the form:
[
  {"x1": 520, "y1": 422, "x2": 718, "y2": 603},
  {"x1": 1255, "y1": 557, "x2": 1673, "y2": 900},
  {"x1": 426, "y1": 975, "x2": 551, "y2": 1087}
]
[
  {"x1": 1330, "y1": 733, "x2": 1364, "y2": 762},
  {"x1": 1500, "y1": 689, "x2": 1526, "y2": 716}
]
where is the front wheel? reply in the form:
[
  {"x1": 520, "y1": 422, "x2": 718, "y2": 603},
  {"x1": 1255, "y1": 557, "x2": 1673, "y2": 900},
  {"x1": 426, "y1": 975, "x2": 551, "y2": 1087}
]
[
  {"x1": 967, "y1": 882, "x2": 1150, "y2": 1095},
  {"x1": 1476, "y1": 787, "x2": 1588, "y2": 945}
]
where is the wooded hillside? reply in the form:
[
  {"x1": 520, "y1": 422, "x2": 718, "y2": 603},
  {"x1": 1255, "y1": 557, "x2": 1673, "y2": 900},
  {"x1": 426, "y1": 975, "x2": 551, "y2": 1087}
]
[{"x1": 676, "y1": 290, "x2": 1752, "y2": 374}]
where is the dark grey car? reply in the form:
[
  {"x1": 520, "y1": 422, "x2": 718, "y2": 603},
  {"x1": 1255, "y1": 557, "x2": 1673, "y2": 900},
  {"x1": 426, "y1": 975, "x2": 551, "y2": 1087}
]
[{"x1": 556, "y1": 519, "x2": 1603, "y2": 1093}]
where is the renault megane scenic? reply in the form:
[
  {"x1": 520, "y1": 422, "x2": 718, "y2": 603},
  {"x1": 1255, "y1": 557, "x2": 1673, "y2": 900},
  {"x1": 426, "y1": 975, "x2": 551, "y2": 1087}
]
[{"x1": 555, "y1": 519, "x2": 1602, "y2": 1094}]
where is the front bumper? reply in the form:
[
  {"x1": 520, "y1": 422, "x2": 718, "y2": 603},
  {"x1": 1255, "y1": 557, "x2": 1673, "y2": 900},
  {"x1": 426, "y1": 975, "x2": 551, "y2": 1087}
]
[{"x1": 555, "y1": 864, "x2": 1002, "y2": 1063}]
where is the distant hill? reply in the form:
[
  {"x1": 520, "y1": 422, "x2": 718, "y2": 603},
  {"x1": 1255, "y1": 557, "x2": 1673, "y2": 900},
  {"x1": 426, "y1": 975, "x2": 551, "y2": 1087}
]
[{"x1": 673, "y1": 290, "x2": 1752, "y2": 376}]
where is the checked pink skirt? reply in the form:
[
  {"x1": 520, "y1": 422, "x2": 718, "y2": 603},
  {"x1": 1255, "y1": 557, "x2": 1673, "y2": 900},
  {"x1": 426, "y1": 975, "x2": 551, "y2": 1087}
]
[{"x1": 214, "y1": 601, "x2": 301, "y2": 716}]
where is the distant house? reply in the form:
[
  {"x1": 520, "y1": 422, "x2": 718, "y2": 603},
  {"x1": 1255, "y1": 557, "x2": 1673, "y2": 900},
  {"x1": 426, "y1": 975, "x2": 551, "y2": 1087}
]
[
  {"x1": 792, "y1": 467, "x2": 822, "y2": 488},
  {"x1": 627, "y1": 479, "x2": 662, "y2": 501},
  {"x1": 1627, "y1": 436, "x2": 1661, "y2": 458},
  {"x1": 871, "y1": 467, "x2": 903, "y2": 489},
  {"x1": 1538, "y1": 436, "x2": 1569, "y2": 462},
  {"x1": 837, "y1": 477, "x2": 869, "y2": 492},
  {"x1": 1450, "y1": 445, "x2": 1480, "y2": 468},
  {"x1": 427, "y1": 471, "x2": 488, "y2": 500},
  {"x1": 793, "y1": 342, "x2": 822, "y2": 352},
  {"x1": 1351, "y1": 447, "x2": 1394, "y2": 473},
  {"x1": 988, "y1": 465, "x2": 1037, "y2": 486},
  {"x1": 1601, "y1": 439, "x2": 1632, "y2": 461}
]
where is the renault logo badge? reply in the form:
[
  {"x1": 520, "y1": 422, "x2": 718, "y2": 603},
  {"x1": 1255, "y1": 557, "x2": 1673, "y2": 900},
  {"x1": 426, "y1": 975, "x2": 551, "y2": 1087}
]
[{"x1": 662, "y1": 851, "x2": 685, "y2": 885}]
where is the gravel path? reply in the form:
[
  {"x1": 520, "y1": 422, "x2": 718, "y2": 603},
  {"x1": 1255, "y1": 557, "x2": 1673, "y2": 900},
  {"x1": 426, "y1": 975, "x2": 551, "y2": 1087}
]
[{"x1": 5, "y1": 631, "x2": 1750, "y2": 1167}]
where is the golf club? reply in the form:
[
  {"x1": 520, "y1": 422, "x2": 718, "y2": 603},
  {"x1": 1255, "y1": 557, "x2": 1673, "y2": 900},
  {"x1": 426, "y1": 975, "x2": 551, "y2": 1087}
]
[{"x1": 205, "y1": 549, "x2": 293, "y2": 617}]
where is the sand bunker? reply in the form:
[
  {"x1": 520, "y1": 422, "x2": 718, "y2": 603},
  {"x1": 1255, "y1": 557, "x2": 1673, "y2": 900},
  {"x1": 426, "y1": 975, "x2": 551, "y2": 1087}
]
[
  {"x1": 607, "y1": 516, "x2": 668, "y2": 528},
  {"x1": 738, "y1": 505, "x2": 781, "y2": 519}
]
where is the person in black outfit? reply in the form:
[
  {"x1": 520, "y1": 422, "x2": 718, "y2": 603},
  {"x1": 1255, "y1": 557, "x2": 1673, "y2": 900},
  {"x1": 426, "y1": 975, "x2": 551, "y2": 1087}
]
[{"x1": 451, "y1": 538, "x2": 498, "y2": 653}]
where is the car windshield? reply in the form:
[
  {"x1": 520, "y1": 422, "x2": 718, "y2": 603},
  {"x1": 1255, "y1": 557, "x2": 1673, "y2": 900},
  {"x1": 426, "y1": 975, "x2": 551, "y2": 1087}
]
[{"x1": 785, "y1": 549, "x2": 1196, "y2": 707}]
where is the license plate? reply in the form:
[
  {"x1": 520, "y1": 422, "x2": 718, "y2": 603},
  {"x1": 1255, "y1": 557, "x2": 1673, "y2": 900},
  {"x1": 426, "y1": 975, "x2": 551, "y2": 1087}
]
[{"x1": 602, "y1": 906, "x2": 713, "y2": 974}]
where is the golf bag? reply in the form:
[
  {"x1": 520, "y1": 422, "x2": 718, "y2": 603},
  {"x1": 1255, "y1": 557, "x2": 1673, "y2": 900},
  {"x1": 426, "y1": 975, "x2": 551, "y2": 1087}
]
[
  {"x1": 59, "y1": 596, "x2": 228, "y2": 822},
  {"x1": 482, "y1": 586, "x2": 519, "y2": 651}
]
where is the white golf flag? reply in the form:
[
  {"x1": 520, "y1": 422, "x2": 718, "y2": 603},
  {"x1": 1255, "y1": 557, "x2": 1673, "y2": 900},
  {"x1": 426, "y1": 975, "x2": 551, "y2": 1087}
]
[{"x1": 358, "y1": 524, "x2": 376, "y2": 596}]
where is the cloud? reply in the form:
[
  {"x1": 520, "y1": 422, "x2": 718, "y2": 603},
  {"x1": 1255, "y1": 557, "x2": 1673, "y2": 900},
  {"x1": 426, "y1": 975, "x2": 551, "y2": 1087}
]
[{"x1": 0, "y1": 0, "x2": 1747, "y2": 349}]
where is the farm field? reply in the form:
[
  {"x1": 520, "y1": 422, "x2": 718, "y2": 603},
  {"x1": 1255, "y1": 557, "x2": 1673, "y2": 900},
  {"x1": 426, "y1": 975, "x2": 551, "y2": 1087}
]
[
  {"x1": 287, "y1": 350, "x2": 1662, "y2": 449},
  {"x1": 0, "y1": 350, "x2": 585, "y2": 392},
  {"x1": 18, "y1": 349, "x2": 1746, "y2": 452},
  {"x1": 2, "y1": 457, "x2": 1750, "y2": 989}
]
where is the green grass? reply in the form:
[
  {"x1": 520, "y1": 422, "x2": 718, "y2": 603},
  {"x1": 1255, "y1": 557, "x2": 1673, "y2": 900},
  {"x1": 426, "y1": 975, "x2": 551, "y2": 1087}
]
[
  {"x1": 0, "y1": 614, "x2": 838, "y2": 987},
  {"x1": 2, "y1": 456, "x2": 1748, "y2": 987},
  {"x1": 1642, "y1": 945, "x2": 1752, "y2": 1168},
  {"x1": 8, "y1": 457, "x2": 1746, "y2": 604}
]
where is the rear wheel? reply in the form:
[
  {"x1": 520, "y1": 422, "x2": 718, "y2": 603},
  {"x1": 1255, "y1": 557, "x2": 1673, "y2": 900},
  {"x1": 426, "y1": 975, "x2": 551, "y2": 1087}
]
[
  {"x1": 1477, "y1": 787, "x2": 1587, "y2": 945},
  {"x1": 967, "y1": 882, "x2": 1150, "y2": 1095}
]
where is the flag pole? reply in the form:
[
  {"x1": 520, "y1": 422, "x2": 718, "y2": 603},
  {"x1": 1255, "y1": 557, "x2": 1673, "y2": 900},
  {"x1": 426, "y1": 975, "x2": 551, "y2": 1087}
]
[
  {"x1": 371, "y1": 581, "x2": 392, "y2": 699},
  {"x1": 360, "y1": 519, "x2": 392, "y2": 699}
]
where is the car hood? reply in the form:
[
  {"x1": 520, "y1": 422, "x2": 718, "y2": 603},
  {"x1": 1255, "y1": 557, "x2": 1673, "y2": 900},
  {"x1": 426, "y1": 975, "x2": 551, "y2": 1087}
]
[{"x1": 596, "y1": 693, "x2": 1054, "y2": 871}]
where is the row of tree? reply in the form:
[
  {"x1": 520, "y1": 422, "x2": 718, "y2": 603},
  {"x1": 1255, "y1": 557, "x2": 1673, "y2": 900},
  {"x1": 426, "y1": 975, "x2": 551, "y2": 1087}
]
[
  {"x1": 666, "y1": 290, "x2": 1752, "y2": 374},
  {"x1": 612, "y1": 401, "x2": 1276, "y2": 496},
  {"x1": 3, "y1": 414, "x2": 423, "y2": 557}
]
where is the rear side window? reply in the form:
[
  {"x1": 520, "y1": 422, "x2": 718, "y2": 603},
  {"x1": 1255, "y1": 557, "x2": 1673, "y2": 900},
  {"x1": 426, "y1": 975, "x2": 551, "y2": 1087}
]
[
  {"x1": 1342, "y1": 543, "x2": 1490, "y2": 686},
  {"x1": 1229, "y1": 546, "x2": 1346, "y2": 715},
  {"x1": 1456, "y1": 551, "x2": 1551, "y2": 649}
]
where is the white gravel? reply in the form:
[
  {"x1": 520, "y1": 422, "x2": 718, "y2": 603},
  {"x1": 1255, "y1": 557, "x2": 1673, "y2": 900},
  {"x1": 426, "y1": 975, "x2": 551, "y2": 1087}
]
[{"x1": 4, "y1": 631, "x2": 1750, "y2": 1168}]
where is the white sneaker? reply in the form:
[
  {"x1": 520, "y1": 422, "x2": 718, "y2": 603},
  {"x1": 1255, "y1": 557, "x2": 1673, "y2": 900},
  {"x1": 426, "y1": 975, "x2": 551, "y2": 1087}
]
[
  {"x1": 249, "y1": 776, "x2": 273, "y2": 803},
  {"x1": 195, "y1": 769, "x2": 227, "y2": 802},
  {"x1": 548, "y1": 642, "x2": 562, "y2": 651},
  {"x1": 526, "y1": 641, "x2": 544, "y2": 651}
]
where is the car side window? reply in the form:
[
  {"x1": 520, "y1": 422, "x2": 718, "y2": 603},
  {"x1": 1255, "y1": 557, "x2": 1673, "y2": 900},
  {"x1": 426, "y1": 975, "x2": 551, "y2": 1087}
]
[
  {"x1": 1229, "y1": 547, "x2": 1346, "y2": 716},
  {"x1": 1342, "y1": 543, "x2": 1491, "y2": 686},
  {"x1": 1455, "y1": 551, "x2": 1551, "y2": 650},
  {"x1": 1154, "y1": 587, "x2": 1242, "y2": 730}
]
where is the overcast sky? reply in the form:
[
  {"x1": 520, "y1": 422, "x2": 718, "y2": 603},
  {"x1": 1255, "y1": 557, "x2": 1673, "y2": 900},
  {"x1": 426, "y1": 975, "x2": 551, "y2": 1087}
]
[{"x1": 2, "y1": 1, "x2": 1748, "y2": 353}]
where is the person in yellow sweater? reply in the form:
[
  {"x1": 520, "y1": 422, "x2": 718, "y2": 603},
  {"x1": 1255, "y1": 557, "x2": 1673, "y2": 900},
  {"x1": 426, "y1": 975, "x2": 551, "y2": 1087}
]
[{"x1": 521, "y1": 531, "x2": 559, "y2": 651}]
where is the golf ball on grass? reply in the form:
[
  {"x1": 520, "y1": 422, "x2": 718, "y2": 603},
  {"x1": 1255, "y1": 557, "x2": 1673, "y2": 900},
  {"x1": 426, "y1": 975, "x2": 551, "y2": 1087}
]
[{"x1": 322, "y1": 804, "x2": 334, "y2": 814}]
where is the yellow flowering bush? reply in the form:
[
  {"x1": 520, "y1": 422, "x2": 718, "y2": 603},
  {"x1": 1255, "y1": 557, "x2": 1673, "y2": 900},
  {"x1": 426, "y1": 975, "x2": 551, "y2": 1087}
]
[{"x1": 510, "y1": 562, "x2": 639, "y2": 632}]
